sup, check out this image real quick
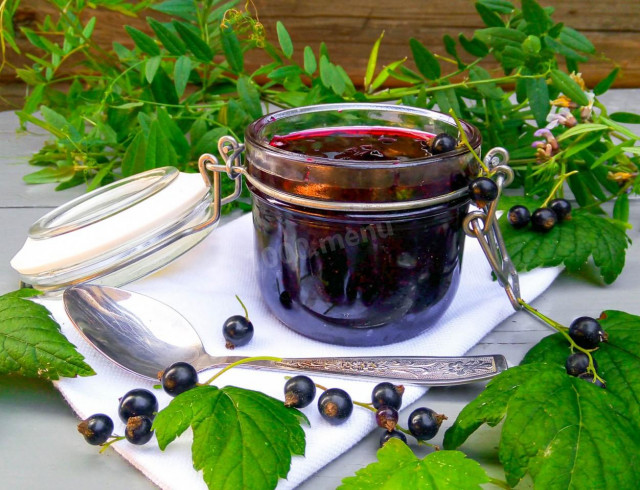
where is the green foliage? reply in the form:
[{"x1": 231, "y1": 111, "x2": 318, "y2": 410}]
[
  {"x1": 0, "y1": 0, "x2": 638, "y2": 232},
  {"x1": 153, "y1": 384, "x2": 308, "y2": 490},
  {"x1": 339, "y1": 439, "x2": 490, "y2": 489},
  {"x1": 0, "y1": 291, "x2": 95, "y2": 379}
]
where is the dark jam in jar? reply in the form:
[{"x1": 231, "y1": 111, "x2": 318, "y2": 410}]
[{"x1": 250, "y1": 125, "x2": 470, "y2": 346}]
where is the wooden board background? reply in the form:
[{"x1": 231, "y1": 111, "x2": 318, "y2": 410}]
[{"x1": 1, "y1": 0, "x2": 639, "y2": 111}]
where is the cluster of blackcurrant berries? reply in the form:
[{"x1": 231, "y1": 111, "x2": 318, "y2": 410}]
[
  {"x1": 565, "y1": 316, "x2": 608, "y2": 388},
  {"x1": 78, "y1": 362, "x2": 200, "y2": 449},
  {"x1": 283, "y1": 376, "x2": 447, "y2": 448},
  {"x1": 508, "y1": 198, "x2": 572, "y2": 233},
  {"x1": 222, "y1": 296, "x2": 254, "y2": 349}
]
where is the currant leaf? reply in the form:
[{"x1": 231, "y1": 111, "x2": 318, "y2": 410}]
[
  {"x1": 498, "y1": 208, "x2": 630, "y2": 284},
  {"x1": 444, "y1": 362, "x2": 640, "y2": 488},
  {"x1": 0, "y1": 292, "x2": 95, "y2": 379},
  {"x1": 339, "y1": 439, "x2": 490, "y2": 489},
  {"x1": 153, "y1": 384, "x2": 308, "y2": 490},
  {"x1": 523, "y1": 310, "x2": 640, "y2": 425}
]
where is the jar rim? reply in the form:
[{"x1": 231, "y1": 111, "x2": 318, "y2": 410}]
[{"x1": 245, "y1": 103, "x2": 482, "y2": 169}]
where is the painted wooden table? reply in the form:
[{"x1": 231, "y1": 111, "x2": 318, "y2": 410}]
[{"x1": 1, "y1": 91, "x2": 638, "y2": 489}]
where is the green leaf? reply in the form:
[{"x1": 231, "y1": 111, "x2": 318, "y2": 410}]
[
  {"x1": 556, "y1": 123, "x2": 609, "y2": 141},
  {"x1": 23, "y1": 166, "x2": 76, "y2": 184},
  {"x1": 221, "y1": 27, "x2": 244, "y2": 74},
  {"x1": 444, "y1": 362, "x2": 640, "y2": 488},
  {"x1": 559, "y1": 26, "x2": 595, "y2": 54},
  {"x1": 469, "y1": 66, "x2": 504, "y2": 99},
  {"x1": 475, "y1": 3, "x2": 505, "y2": 27},
  {"x1": 434, "y1": 87, "x2": 461, "y2": 116},
  {"x1": 521, "y1": 0, "x2": 551, "y2": 35},
  {"x1": 609, "y1": 112, "x2": 640, "y2": 124},
  {"x1": 157, "y1": 107, "x2": 190, "y2": 161},
  {"x1": 153, "y1": 385, "x2": 308, "y2": 490},
  {"x1": 409, "y1": 38, "x2": 441, "y2": 80},
  {"x1": 145, "y1": 55, "x2": 162, "y2": 84},
  {"x1": 41, "y1": 106, "x2": 82, "y2": 142},
  {"x1": 303, "y1": 46, "x2": 317, "y2": 75},
  {"x1": 458, "y1": 34, "x2": 489, "y2": 57},
  {"x1": 544, "y1": 36, "x2": 588, "y2": 62},
  {"x1": 498, "y1": 209, "x2": 629, "y2": 284},
  {"x1": 476, "y1": 0, "x2": 514, "y2": 14},
  {"x1": 443, "y1": 34, "x2": 464, "y2": 68},
  {"x1": 147, "y1": 17, "x2": 186, "y2": 56},
  {"x1": 550, "y1": 69, "x2": 589, "y2": 106},
  {"x1": 473, "y1": 27, "x2": 526, "y2": 50},
  {"x1": 525, "y1": 77, "x2": 550, "y2": 126},
  {"x1": 0, "y1": 293, "x2": 94, "y2": 379},
  {"x1": 191, "y1": 127, "x2": 228, "y2": 158},
  {"x1": 172, "y1": 21, "x2": 213, "y2": 62},
  {"x1": 124, "y1": 25, "x2": 160, "y2": 56},
  {"x1": 365, "y1": 31, "x2": 384, "y2": 90},
  {"x1": 121, "y1": 130, "x2": 147, "y2": 176},
  {"x1": 150, "y1": 66, "x2": 179, "y2": 105},
  {"x1": 276, "y1": 21, "x2": 294, "y2": 58},
  {"x1": 82, "y1": 17, "x2": 97, "y2": 38},
  {"x1": 594, "y1": 67, "x2": 620, "y2": 96},
  {"x1": 339, "y1": 439, "x2": 490, "y2": 489},
  {"x1": 173, "y1": 55, "x2": 191, "y2": 97},
  {"x1": 151, "y1": 0, "x2": 198, "y2": 22},
  {"x1": 236, "y1": 76, "x2": 262, "y2": 119}
]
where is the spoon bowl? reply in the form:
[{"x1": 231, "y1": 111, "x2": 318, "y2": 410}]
[{"x1": 63, "y1": 284, "x2": 507, "y2": 385}]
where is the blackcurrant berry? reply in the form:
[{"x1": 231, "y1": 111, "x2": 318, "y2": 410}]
[
  {"x1": 577, "y1": 372, "x2": 606, "y2": 388},
  {"x1": 318, "y1": 388, "x2": 353, "y2": 425},
  {"x1": 408, "y1": 407, "x2": 447, "y2": 441},
  {"x1": 279, "y1": 291, "x2": 293, "y2": 309},
  {"x1": 469, "y1": 177, "x2": 499, "y2": 207},
  {"x1": 430, "y1": 133, "x2": 457, "y2": 155},
  {"x1": 77, "y1": 413, "x2": 114, "y2": 446},
  {"x1": 222, "y1": 315, "x2": 254, "y2": 349},
  {"x1": 371, "y1": 382, "x2": 404, "y2": 410},
  {"x1": 375, "y1": 406, "x2": 399, "y2": 431},
  {"x1": 549, "y1": 198, "x2": 572, "y2": 221},
  {"x1": 565, "y1": 352, "x2": 598, "y2": 377},
  {"x1": 380, "y1": 429, "x2": 407, "y2": 447},
  {"x1": 508, "y1": 205, "x2": 531, "y2": 229},
  {"x1": 125, "y1": 415, "x2": 154, "y2": 445},
  {"x1": 530, "y1": 207, "x2": 557, "y2": 232},
  {"x1": 118, "y1": 388, "x2": 158, "y2": 423},
  {"x1": 569, "y1": 316, "x2": 608, "y2": 349},
  {"x1": 284, "y1": 375, "x2": 316, "y2": 408},
  {"x1": 161, "y1": 362, "x2": 198, "y2": 397}
]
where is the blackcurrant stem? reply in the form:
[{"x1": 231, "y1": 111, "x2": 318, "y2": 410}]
[
  {"x1": 448, "y1": 109, "x2": 489, "y2": 174},
  {"x1": 488, "y1": 477, "x2": 511, "y2": 490},
  {"x1": 540, "y1": 170, "x2": 578, "y2": 208},
  {"x1": 99, "y1": 435, "x2": 124, "y2": 453},
  {"x1": 235, "y1": 294, "x2": 250, "y2": 321},
  {"x1": 202, "y1": 356, "x2": 283, "y2": 385}
]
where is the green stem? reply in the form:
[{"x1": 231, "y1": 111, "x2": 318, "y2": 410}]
[
  {"x1": 449, "y1": 109, "x2": 489, "y2": 173},
  {"x1": 488, "y1": 477, "x2": 511, "y2": 490},
  {"x1": 201, "y1": 356, "x2": 282, "y2": 386},
  {"x1": 540, "y1": 171, "x2": 578, "y2": 208},
  {"x1": 235, "y1": 295, "x2": 249, "y2": 320},
  {"x1": 99, "y1": 435, "x2": 125, "y2": 453}
]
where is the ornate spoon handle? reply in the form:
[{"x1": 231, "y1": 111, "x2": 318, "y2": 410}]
[{"x1": 216, "y1": 355, "x2": 508, "y2": 386}]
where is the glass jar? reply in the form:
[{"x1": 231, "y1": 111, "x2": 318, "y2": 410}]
[{"x1": 241, "y1": 103, "x2": 481, "y2": 346}]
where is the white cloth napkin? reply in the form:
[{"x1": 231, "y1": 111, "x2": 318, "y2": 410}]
[{"x1": 41, "y1": 213, "x2": 560, "y2": 489}]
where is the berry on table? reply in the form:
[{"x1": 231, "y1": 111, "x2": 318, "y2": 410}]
[
  {"x1": 284, "y1": 375, "x2": 316, "y2": 408},
  {"x1": 161, "y1": 362, "x2": 198, "y2": 397},
  {"x1": 569, "y1": 316, "x2": 608, "y2": 349},
  {"x1": 507, "y1": 205, "x2": 531, "y2": 229},
  {"x1": 549, "y1": 198, "x2": 572, "y2": 221},
  {"x1": 223, "y1": 295, "x2": 254, "y2": 349},
  {"x1": 371, "y1": 382, "x2": 404, "y2": 410},
  {"x1": 430, "y1": 133, "x2": 457, "y2": 155},
  {"x1": 125, "y1": 415, "x2": 154, "y2": 445},
  {"x1": 375, "y1": 406, "x2": 399, "y2": 431},
  {"x1": 408, "y1": 407, "x2": 447, "y2": 441},
  {"x1": 565, "y1": 352, "x2": 597, "y2": 377},
  {"x1": 118, "y1": 388, "x2": 159, "y2": 423},
  {"x1": 530, "y1": 207, "x2": 557, "y2": 232},
  {"x1": 318, "y1": 388, "x2": 353, "y2": 425},
  {"x1": 380, "y1": 429, "x2": 407, "y2": 447},
  {"x1": 77, "y1": 414, "x2": 114, "y2": 446},
  {"x1": 469, "y1": 177, "x2": 499, "y2": 207}
]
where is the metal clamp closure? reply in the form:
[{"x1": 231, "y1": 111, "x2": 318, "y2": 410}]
[{"x1": 463, "y1": 148, "x2": 522, "y2": 310}]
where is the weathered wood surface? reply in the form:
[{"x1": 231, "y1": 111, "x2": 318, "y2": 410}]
[{"x1": 1, "y1": 0, "x2": 639, "y2": 110}]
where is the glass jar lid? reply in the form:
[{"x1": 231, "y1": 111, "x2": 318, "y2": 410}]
[{"x1": 11, "y1": 167, "x2": 216, "y2": 292}]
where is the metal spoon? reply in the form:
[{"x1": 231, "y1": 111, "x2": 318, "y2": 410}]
[{"x1": 62, "y1": 284, "x2": 507, "y2": 385}]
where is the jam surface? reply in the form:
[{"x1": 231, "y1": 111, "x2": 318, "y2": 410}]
[{"x1": 269, "y1": 126, "x2": 434, "y2": 162}]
